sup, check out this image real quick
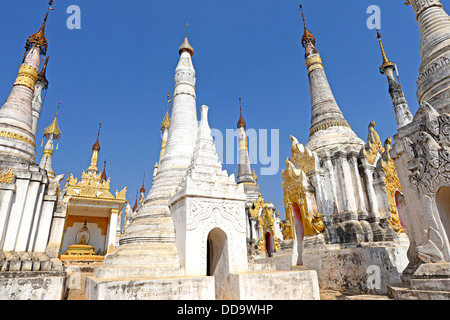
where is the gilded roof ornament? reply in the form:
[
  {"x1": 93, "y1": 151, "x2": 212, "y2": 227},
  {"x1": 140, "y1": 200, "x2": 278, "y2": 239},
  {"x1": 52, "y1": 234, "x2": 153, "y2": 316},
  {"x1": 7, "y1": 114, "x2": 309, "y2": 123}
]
[
  {"x1": 92, "y1": 123, "x2": 101, "y2": 151},
  {"x1": 101, "y1": 160, "x2": 107, "y2": 182},
  {"x1": 179, "y1": 36, "x2": 194, "y2": 56},
  {"x1": 299, "y1": 4, "x2": 316, "y2": 48},
  {"x1": 37, "y1": 56, "x2": 49, "y2": 89},
  {"x1": 237, "y1": 97, "x2": 247, "y2": 129},
  {"x1": 161, "y1": 92, "x2": 171, "y2": 134},
  {"x1": 26, "y1": 1, "x2": 54, "y2": 55},
  {"x1": 44, "y1": 100, "x2": 61, "y2": 140},
  {"x1": 376, "y1": 30, "x2": 396, "y2": 74},
  {"x1": 140, "y1": 173, "x2": 146, "y2": 193},
  {"x1": 252, "y1": 164, "x2": 258, "y2": 182}
]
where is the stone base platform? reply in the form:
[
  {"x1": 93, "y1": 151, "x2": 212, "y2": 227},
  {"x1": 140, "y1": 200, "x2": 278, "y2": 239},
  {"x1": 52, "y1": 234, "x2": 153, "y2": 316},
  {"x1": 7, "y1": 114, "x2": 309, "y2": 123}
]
[
  {"x1": 0, "y1": 271, "x2": 66, "y2": 300},
  {"x1": 302, "y1": 235, "x2": 409, "y2": 294},
  {"x1": 224, "y1": 270, "x2": 320, "y2": 300},
  {"x1": 386, "y1": 284, "x2": 450, "y2": 300},
  {"x1": 85, "y1": 275, "x2": 215, "y2": 300},
  {"x1": 387, "y1": 262, "x2": 450, "y2": 300}
]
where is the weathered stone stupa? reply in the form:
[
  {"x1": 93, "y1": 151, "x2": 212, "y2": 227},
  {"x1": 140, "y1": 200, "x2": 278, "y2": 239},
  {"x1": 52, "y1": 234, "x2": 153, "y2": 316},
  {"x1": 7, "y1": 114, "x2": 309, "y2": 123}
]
[
  {"x1": 0, "y1": 2, "x2": 66, "y2": 300},
  {"x1": 387, "y1": 0, "x2": 450, "y2": 299},
  {"x1": 280, "y1": 6, "x2": 410, "y2": 294}
]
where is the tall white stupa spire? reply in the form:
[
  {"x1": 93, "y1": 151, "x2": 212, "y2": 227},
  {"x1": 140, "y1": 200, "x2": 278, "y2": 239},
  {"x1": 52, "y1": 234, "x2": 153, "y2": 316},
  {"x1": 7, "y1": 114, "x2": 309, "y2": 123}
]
[{"x1": 95, "y1": 34, "x2": 199, "y2": 279}]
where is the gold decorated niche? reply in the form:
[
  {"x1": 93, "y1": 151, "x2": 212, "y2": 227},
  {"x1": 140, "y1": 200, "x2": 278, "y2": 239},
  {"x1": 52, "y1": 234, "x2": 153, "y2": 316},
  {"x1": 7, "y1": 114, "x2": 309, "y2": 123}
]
[
  {"x1": 250, "y1": 194, "x2": 280, "y2": 253},
  {"x1": 281, "y1": 143, "x2": 324, "y2": 240}
]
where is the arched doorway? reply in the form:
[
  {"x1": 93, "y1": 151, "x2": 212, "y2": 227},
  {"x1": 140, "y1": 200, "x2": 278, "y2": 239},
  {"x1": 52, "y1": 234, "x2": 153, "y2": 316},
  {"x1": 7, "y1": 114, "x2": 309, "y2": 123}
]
[
  {"x1": 207, "y1": 227, "x2": 230, "y2": 299},
  {"x1": 265, "y1": 232, "x2": 273, "y2": 258},
  {"x1": 394, "y1": 190, "x2": 408, "y2": 233},
  {"x1": 207, "y1": 227, "x2": 228, "y2": 276},
  {"x1": 293, "y1": 203, "x2": 304, "y2": 265},
  {"x1": 436, "y1": 186, "x2": 450, "y2": 242}
]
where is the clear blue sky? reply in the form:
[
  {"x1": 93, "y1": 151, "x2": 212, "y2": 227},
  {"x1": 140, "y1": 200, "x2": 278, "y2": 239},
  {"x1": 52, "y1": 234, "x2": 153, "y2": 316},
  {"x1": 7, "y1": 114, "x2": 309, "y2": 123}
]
[{"x1": 0, "y1": 0, "x2": 429, "y2": 219}]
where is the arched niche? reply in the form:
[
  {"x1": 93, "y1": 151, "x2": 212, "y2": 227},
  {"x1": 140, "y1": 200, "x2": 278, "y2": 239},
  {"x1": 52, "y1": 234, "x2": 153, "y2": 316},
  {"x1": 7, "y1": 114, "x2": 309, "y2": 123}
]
[
  {"x1": 436, "y1": 186, "x2": 450, "y2": 242},
  {"x1": 293, "y1": 202, "x2": 304, "y2": 265}
]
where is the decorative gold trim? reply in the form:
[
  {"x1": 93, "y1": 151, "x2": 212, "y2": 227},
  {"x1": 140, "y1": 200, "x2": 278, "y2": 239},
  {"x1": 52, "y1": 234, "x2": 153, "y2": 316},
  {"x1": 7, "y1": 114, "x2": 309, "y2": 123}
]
[
  {"x1": 0, "y1": 131, "x2": 36, "y2": 148},
  {"x1": 64, "y1": 215, "x2": 109, "y2": 236},
  {"x1": 60, "y1": 255, "x2": 104, "y2": 261},
  {"x1": 43, "y1": 149, "x2": 53, "y2": 158},
  {"x1": 107, "y1": 243, "x2": 115, "y2": 254},
  {"x1": 309, "y1": 119, "x2": 350, "y2": 136},
  {"x1": 0, "y1": 169, "x2": 15, "y2": 184},
  {"x1": 13, "y1": 64, "x2": 38, "y2": 91},
  {"x1": 239, "y1": 139, "x2": 248, "y2": 151},
  {"x1": 307, "y1": 63, "x2": 324, "y2": 73},
  {"x1": 306, "y1": 55, "x2": 323, "y2": 68}
]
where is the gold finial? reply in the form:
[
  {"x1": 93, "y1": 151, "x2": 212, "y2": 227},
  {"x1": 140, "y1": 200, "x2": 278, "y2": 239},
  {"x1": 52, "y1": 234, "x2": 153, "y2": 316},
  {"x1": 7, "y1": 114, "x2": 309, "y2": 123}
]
[
  {"x1": 237, "y1": 97, "x2": 247, "y2": 129},
  {"x1": 92, "y1": 123, "x2": 101, "y2": 151},
  {"x1": 186, "y1": 23, "x2": 189, "y2": 38},
  {"x1": 43, "y1": 99, "x2": 61, "y2": 140},
  {"x1": 376, "y1": 30, "x2": 396, "y2": 74},
  {"x1": 179, "y1": 26, "x2": 194, "y2": 57},
  {"x1": 161, "y1": 92, "x2": 171, "y2": 134},
  {"x1": 299, "y1": 4, "x2": 316, "y2": 48},
  {"x1": 140, "y1": 172, "x2": 146, "y2": 193},
  {"x1": 26, "y1": 1, "x2": 55, "y2": 55},
  {"x1": 37, "y1": 56, "x2": 50, "y2": 89},
  {"x1": 252, "y1": 158, "x2": 258, "y2": 182},
  {"x1": 101, "y1": 159, "x2": 107, "y2": 182}
]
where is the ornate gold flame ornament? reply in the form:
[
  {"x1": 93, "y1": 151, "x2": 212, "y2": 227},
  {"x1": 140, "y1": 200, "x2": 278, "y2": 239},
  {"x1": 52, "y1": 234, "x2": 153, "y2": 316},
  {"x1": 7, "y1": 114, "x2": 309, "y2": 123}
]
[
  {"x1": 0, "y1": 169, "x2": 15, "y2": 184},
  {"x1": 282, "y1": 142, "x2": 325, "y2": 240},
  {"x1": 363, "y1": 120, "x2": 385, "y2": 165},
  {"x1": 381, "y1": 138, "x2": 405, "y2": 234}
]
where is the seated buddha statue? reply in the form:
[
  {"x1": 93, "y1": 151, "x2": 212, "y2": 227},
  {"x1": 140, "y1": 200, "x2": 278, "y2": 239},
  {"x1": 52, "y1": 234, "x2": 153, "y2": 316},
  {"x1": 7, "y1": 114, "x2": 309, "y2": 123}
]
[{"x1": 63, "y1": 222, "x2": 96, "y2": 256}]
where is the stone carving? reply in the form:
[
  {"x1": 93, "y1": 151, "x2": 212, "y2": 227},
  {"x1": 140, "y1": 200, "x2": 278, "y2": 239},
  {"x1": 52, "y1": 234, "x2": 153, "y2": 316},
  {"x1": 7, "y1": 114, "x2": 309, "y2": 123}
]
[
  {"x1": 416, "y1": 227, "x2": 445, "y2": 263},
  {"x1": 186, "y1": 198, "x2": 246, "y2": 233},
  {"x1": 407, "y1": 0, "x2": 443, "y2": 18},
  {"x1": 407, "y1": 103, "x2": 450, "y2": 195},
  {"x1": 417, "y1": 56, "x2": 450, "y2": 86}
]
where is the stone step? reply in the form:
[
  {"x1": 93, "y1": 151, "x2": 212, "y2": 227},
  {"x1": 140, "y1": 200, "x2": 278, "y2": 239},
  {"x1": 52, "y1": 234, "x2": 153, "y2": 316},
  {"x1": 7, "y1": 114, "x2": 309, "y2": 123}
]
[
  {"x1": 387, "y1": 284, "x2": 450, "y2": 300},
  {"x1": 345, "y1": 294, "x2": 391, "y2": 300},
  {"x1": 94, "y1": 265, "x2": 185, "y2": 279},
  {"x1": 248, "y1": 263, "x2": 276, "y2": 272}
]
